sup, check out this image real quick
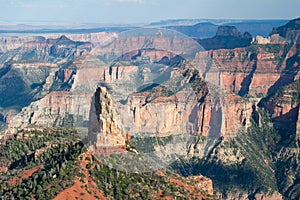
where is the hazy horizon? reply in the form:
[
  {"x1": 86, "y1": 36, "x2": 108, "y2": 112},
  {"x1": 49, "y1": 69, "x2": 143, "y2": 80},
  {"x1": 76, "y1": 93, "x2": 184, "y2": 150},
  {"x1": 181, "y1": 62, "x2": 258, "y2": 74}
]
[{"x1": 0, "y1": 0, "x2": 299, "y2": 25}]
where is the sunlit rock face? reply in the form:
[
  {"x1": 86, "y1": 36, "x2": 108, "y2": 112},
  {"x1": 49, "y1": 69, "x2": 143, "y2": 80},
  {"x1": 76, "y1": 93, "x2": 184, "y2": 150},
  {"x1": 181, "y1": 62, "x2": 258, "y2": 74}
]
[
  {"x1": 88, "y1": 86, "x2": 127, "y2": 149},
  {"x1": 3, "y1": 23, "x2": 300, "y2": 144}
]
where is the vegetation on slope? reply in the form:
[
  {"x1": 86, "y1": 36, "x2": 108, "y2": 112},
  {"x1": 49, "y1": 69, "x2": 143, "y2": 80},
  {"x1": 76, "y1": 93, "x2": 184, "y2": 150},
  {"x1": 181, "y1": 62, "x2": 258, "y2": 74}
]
[{"x1": 0, "y1": 128, "x2": 213, "y2": 200}]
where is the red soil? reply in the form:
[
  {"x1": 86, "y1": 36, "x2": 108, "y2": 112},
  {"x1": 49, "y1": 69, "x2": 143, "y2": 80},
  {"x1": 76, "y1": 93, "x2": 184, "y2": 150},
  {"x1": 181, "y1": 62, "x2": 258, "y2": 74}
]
[
  {"x1": 156, "y1": 189, "x2": 173, "y2": 200},
  {"x1": 9, "y1": 165, "x2": 41, "y2": 187},
  {"x1": 156, "y1": 171, "x2": 205, "y2": 200},
  {"x1": 54, "y1": 152, "x2": 106, "y2": 200},
  {"x1": 0, "y1": 167, "x2": 8, "y2": 173},
  {"x1": 54, "y1": 180, "x2": 101, "y2": 200}
]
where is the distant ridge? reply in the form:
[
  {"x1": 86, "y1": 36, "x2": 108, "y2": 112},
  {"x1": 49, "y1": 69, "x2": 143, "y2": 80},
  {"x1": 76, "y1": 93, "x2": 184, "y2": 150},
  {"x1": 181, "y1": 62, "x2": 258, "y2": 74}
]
[
  {"x1": 164, "y1": 19, "x2": 288, "y2": 38},
  {"x1": 271, "y1": 17, "x2": 300, "y2": 39},
  {"x1": 0, "y1": 19, "x2": 288, "y2": 37},
  {"x1": 0, "y1": 27, "x2": 136, "y2": 34}
]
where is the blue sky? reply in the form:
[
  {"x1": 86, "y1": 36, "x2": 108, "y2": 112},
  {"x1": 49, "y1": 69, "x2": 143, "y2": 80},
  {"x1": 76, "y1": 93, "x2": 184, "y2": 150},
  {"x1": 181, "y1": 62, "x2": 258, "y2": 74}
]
[{"x1": 0, "y1": 0, "x2": 299, "y2": 24}]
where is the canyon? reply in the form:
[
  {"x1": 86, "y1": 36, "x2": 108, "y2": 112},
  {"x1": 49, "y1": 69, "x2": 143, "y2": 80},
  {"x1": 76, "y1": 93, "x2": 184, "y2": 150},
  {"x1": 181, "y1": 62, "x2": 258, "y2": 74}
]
[{"x1": 0, "y1": 18, "x2": 299, "y2": 199}]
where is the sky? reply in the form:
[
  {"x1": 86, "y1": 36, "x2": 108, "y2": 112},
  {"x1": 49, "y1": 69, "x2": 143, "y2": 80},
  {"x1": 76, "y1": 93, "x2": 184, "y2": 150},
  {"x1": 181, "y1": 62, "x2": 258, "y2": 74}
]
[{"x1": 0, "y1": 0, "x2": 299, "y2": 24}]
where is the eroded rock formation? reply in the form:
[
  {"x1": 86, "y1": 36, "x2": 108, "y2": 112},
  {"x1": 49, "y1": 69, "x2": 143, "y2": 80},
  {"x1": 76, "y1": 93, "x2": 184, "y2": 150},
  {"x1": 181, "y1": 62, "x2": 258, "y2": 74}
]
[{"x1": 88, "y1": 86, "x2": 127, "y2": 150}]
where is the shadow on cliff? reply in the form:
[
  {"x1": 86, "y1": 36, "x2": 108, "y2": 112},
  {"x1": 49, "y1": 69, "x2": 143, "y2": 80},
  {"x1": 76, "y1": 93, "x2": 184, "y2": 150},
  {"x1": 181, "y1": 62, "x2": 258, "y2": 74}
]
[
  {"x1": 0, "y1": 70, "x2": 35, "y2": 110},
  {"x1": 170, "y1": 157, "x2": 260, "y2": 193},
  {"x1": 238, "y1": 53, "x2": 257, "y2": 97},
  {"x1": 266, "y1": 54, "x2": 300, "y2": 96},
  {"x1": 258, "y1": 50, "x2": 300, "y2": 134},
  {"x1": 272, "y1": 106, "x2": 299, "y2": 144}
]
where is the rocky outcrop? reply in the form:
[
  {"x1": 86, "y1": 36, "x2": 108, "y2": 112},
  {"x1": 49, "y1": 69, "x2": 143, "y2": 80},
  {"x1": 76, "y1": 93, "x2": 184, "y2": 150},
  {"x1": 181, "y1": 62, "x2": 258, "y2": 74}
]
[
  {"x1": 254, "y1": 34, "x2": 287, "y2": 45},
  {"x1": 215, "y1": 26, "x2": 244, "y2": 37},
  {"x1": 198, "y1": 26, "x2": 252, "y2": 50},
  {"x1": 88, "y1": 86, "x2": 127, "y2": 149},
  {"x1": 85, "y1": 86, "x2": 133, "y2": 155}
]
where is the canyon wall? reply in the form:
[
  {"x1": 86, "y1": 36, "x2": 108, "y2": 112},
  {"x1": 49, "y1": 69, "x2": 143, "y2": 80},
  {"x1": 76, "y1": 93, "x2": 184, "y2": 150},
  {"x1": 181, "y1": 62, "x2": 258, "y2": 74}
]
[
  {"x1": 5, "y1": 35, "x2": 296, "y2": 139},
  {"x1": 2, "y1": 23, "x2": 299, "y2": 145}
]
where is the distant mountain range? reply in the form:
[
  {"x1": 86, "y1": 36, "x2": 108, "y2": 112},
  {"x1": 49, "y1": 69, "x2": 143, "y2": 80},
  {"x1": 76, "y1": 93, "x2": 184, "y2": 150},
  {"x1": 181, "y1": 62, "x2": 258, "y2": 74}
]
[
  {"x1": 0, "y1": 19, "x2": 288, "y2": 38},
  {"x1": 165, "y1": 19, "x2": 288, "y2": 38}
]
